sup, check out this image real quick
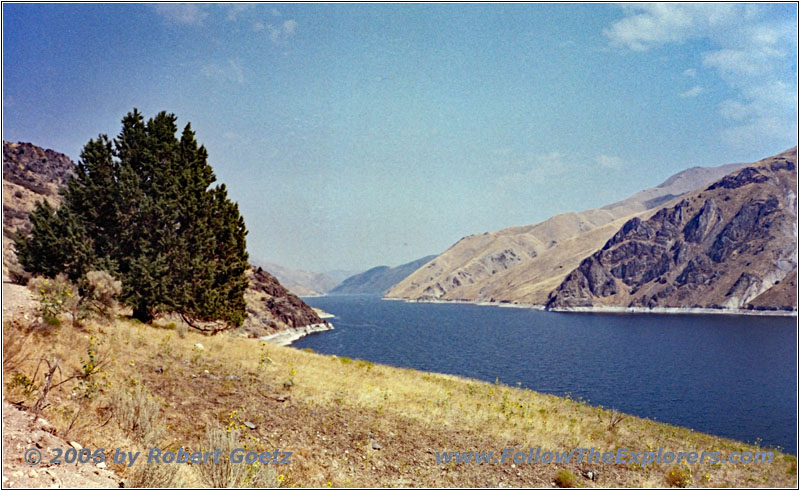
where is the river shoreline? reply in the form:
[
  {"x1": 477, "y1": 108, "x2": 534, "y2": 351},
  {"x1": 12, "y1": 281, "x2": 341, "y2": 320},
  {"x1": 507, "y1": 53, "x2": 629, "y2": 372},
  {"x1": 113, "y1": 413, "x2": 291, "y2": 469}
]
[
  {"x1": 259, "y1": 322, "x2": 334, "y2": 346},
  {"x1": 382, "y1": 296, "x2": 798, "y2": 317}
]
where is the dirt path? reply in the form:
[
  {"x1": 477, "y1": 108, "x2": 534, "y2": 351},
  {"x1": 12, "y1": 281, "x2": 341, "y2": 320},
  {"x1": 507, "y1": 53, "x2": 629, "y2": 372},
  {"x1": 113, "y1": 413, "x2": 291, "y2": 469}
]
[{"x1": 2, "y1": 281, "x2": 37, "y2": 320}]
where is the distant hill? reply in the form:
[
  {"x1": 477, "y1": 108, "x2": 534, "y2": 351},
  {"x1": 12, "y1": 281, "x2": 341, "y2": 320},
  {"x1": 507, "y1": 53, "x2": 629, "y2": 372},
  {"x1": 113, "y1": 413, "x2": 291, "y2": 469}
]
[
  {"x1": 331, "y1": 255, "x2": 438, "y2": 295},
  {"x1": 387, "y1": 159, "x2": 752, "y2": 305},
  {"x1": 2, "y1": 140, "x2": 327, "y2": 335},
  {"x1": 547, "y1": 148, "x2": 797, "y2": 311},
  {"x1": 252, "y1": 261, "x2": 340, "y2": 297},
  {"x1": 324, "y1": 269, "x2": 363, "y2": 284}
]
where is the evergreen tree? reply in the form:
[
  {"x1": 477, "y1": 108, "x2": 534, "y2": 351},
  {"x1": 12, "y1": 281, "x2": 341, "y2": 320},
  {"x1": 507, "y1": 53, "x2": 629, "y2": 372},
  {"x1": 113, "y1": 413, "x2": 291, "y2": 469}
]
[{"x1": 15, "y1": 109, "x2": 250, "y2": 330}]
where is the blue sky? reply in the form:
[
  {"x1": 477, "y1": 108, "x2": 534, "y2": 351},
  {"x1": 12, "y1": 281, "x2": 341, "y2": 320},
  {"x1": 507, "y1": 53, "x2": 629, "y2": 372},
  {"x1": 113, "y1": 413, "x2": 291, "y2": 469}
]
[{"x1": 3, "y1": 3, "x2": 797, "y2": 272}]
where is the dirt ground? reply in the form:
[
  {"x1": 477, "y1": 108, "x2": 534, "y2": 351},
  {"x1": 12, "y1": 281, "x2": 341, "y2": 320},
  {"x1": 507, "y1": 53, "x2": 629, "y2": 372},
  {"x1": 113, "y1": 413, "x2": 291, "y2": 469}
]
[
  {"x1": 2, "y1": 400, "x2": 122, "y2": 488},
  {"x1": 2, "y1": 281, "x2": 122, "y2": 488}
]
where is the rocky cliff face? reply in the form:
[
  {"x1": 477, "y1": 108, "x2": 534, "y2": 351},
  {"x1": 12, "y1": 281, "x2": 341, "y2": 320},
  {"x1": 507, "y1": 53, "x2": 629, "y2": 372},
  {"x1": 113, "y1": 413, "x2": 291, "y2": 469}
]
[
  {"x1": 241, "y1": 266, "x2": 329, "y2": 337},
  {"x1": 251, "y1": 260, "x2": 339, "y2": 297},
  {"x1": 3, "y1": 141, "x2": 327, "y2": 333},
  {"x1": 387, "y1": 160, "x2": 750, "y2": 305},
  {"x1": 546, "y1": 148, "x2": 797, "y2": 311},
  {"x1": 2, "y1": 141, "x2": 75, "y2": 272}
]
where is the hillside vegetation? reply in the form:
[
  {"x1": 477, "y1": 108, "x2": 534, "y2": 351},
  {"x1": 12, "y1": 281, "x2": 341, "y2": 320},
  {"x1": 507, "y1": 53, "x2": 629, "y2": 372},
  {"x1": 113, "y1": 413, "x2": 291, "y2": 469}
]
[{"x1": 3, "y1": 296, "x2": 796, "y2": 488}]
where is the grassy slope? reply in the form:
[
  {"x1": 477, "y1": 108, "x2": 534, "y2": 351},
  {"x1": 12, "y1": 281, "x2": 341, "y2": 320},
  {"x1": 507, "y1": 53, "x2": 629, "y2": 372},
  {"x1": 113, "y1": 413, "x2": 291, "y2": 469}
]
[{"x1": 4, "y1": 315, "x2": 796, "y2": 488}]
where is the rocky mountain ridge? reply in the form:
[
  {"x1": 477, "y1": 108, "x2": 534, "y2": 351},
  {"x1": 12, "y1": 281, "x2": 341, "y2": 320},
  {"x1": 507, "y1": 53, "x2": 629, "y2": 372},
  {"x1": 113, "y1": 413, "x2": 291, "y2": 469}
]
[
  {"x1": 386, "y1": 159, "x2": 751, "y2": 305},
  {"x1": 546, "y1": 148, "x2": 797, "y2": 311}
]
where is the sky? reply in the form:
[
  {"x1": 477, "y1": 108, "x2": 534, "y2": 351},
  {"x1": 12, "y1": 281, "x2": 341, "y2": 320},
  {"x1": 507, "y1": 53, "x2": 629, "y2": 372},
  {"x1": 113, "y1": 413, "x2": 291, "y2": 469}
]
[{"x1": 3, "y1": 3, "x2": 798, "y2": 273}]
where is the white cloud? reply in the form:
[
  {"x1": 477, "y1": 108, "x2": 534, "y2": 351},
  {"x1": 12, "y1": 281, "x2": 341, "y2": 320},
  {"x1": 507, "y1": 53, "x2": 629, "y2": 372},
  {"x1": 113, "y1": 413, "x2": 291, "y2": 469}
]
[
  {"x1": 202, "y1": 59, "x2": 245, "y2": 84},
  {"x1": 604, "y1": 4, "x2": 738, "y2": 51},
  {"x1": 606, "y1": 4, "x2": 797, "y2": 147},
  {"x1": 154, "y1": 4, "x2": 208, "y2": 26},
  {"x1": 679, "y1": 86, "x2": 704, "y2": 98},
  {"x1": 595, "y1": 154, "x2": 625, "y2": 170}
]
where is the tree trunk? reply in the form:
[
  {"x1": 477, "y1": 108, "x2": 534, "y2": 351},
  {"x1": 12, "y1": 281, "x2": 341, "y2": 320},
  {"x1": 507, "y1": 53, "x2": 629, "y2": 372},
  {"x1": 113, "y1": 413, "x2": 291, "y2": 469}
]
[{"x1": 133, "y1": 303, "x2": 153, "y2": 323}]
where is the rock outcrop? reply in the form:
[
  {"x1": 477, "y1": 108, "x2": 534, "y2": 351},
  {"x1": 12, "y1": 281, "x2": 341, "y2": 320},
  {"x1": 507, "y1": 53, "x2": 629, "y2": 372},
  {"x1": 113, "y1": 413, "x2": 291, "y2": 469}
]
[
  {"x1": 241, "y1": 266, "x2": 331, "y2": 338},
  {"x1": 546, "y1": 148, "x2": 797, "y2": 311},
  {"x1": 387, "y1": 160, "x2": 750, "y2": 305},
  {"x1": 251, "y1": 260, "x2": 339, "y2": 297},
  {"x1": 2, "y1": 141, "x2": 75, "y2": 273}
]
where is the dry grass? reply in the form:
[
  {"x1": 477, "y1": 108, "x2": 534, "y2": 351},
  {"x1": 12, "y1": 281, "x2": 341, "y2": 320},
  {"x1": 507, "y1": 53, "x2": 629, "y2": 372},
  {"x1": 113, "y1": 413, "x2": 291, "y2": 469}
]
[{"x1": 3, "y1": 315, "x2": 797, "y2": 488}]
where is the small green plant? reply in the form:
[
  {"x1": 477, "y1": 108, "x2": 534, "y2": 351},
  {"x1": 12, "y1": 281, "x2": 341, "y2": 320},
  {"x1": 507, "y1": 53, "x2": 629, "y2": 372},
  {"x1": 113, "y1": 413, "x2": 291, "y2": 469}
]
[
  {"x1": 257, "y1": 345, "x2": 272, "y2": 370},
  {"x1": 158, "y1": 333, "x2": 173, "y2": 357},
  {"x1": 7, "y1": 372, "x2": 38, "y2": 398},
  {"x1": 554, "y1": 469, "x2": 580, "y2": 488},
  {"x1": 75, "y1": 335, "x2": 105, "y2": 400},
  {"x1": 28, "y1": 274, "x2": 80, "y2": 326}
]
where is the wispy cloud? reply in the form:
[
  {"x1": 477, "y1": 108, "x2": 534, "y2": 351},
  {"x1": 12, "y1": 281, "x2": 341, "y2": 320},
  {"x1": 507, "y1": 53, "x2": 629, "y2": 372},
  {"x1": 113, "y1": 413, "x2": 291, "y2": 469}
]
[
  {"x1": 154, "y1": 4, "x2": 208, "y2": 26},
  {"x1": 267, "y1": 20, "x2": 299, "y2": 44},
  {"x1": 595, "y1": 154, "x2": 625, "y2": 170},
  {"x1": 496, "y1": 152, "x2": 575, "y2": 188},
  {"x1": 202, "y1": 59, "x2": 245, "y2": 84},
  {"x1": 605, "y1": 4, "x2": 797, "y2": 147},
  {"x1": 679, "y1": 86, "x2": 704, "y2": 98},
  {"x1": 225, "y1": 4, "x2": 253, "y2": 22}
]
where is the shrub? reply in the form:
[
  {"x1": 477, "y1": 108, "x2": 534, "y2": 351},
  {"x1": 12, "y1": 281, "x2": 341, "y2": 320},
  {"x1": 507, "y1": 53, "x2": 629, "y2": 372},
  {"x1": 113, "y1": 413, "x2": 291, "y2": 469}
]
[
  {"x1": 3, "y1": 318, "x2": 35, "y2": 372},
  {"x1": 666, "y1": 465, "x2": 692, "y2": 488},
  {"x1": 28, "y1": 274, "x2": 80, "y2": 326},
  {"x1": 111, "y1": 383, "x2": 163, "y2": 445},
  {"x1": 7, "y1": 262, "x2": 32, "y2": 285},
  {"x1": 82, "y1": 270, "x2": 122, "y2": 319},
  {"x1": 125, "y1": 462, "x2": 184, "y2": 488},
  {"x1": 554, "y1": 469, "x2": 580, "y2": 488},
  {"x1": 196, "y1": 428, "x2": 277, "y2": 488}
]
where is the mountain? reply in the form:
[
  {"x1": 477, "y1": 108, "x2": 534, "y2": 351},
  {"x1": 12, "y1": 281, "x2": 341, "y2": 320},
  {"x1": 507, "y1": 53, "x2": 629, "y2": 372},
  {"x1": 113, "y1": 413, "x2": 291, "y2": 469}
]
[
  {"x1": 386, "y1": 160, "x2": 750, "y2": 305},
  {"x1": 2, "y1": 141, "x2": 327, "y2": 335},
  {"x1": 251, "y1": 261, "x2": 339, "y2": 297},
  {"x1": 330, "y1": 255, "x2": 438, "y2": 295},
  {"x1": 547, "y1": 148, "x2": 797, "y2": 311},
  {"x1": 324, "y1": 269, "x2": 363, "y2": 284},
  {"x1": 3, "y1": 141, "x2": 75, "y2": 275}
]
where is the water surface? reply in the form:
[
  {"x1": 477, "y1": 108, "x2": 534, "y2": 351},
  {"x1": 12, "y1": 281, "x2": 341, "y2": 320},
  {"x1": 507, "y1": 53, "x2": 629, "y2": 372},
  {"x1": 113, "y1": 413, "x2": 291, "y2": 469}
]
[{"x1": 295, "y1": 295, "x2": 797, "y2": 452}]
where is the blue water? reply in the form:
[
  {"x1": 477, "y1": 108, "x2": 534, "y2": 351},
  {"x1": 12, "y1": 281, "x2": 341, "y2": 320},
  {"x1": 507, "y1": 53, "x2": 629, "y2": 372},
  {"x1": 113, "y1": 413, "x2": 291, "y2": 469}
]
[{"x1": 294, "y1": 295, "x2": 798, "y2": 453}]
